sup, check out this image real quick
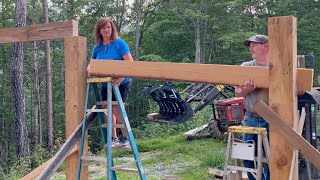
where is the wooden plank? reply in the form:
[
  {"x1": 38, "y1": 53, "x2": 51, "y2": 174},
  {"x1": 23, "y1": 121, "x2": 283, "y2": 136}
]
[
  {"x1": 147, "y1": 112, "x2": 161, "y2": 119},
  {"x1": 111, "y1": 167, "x2": 138, "y2": 173},
  {"x1": 162, "y1": 175, "x2": 182, "y2": 180},
  {"x1": 21, "y1": 147, "x2": 78, "y2": 180},
  {"x1": 101, "y1": 123, "x2": 125, "y2": 129},
  {"x1": 208, "y1": 167, "x2": 224, "y2": 177},
  {"x1": 96, "y1": 101, "x2": 118, "y2": 105},
  {"x1": 184, "y1": 124, "x2": 208, "y2": 136},
  {"x1": 268, "y1": 16, "x2": 297, "y2": 179},
  {"x1": 253, "y1": 100, "x2": 320, "y2": 170},
  {"x1": 112, "y1": 146, "x2": 132, "y2": 151},
  {"x1": 36, "y1": 113, "x2": 97, "y2": 180},
  {"x1": 64, "y1": 36, "x2": 87, "y2": 180},
  {"x1": 0, "y1": 20, "x2": 78, "y2": 44},
  {"x1": 289, "y1": 108, "x2": 306, "y2": 180},
  {"x1": 89, "y1": 60, "x2": 313, "y2": 91},
  {"x1": 81, "y1": 156, "x2": 107, "y2": 162}
]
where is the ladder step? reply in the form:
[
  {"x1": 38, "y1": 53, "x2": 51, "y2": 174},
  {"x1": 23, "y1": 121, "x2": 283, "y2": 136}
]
[
  {"x1": 87, "y1": 77, "x2": 112, "y2": 83},
  {"x1": 104, "y1": 144, "x2": 132, "y2": 151},
  {"x1": 112, "y1": 146, "x2": 132, "y2": 151},
  {"x1": 111, "y1": 166, "x2": 138, "y2": 173},
  {"x1": 86, "y1": 109, "x2": 108, "y2": 113},
  {"x1": 101, "y1": 123, "x2": 125, "y2": 129},
  {"x1": 228, "y1": 126, "x2": 267, "y2": 135},
  {"x1": 96, "y1": 101, "x2": 118, "y2": 106},
  {"x1": 81, "y1": 156, "x2": 107, "y2": 162}
]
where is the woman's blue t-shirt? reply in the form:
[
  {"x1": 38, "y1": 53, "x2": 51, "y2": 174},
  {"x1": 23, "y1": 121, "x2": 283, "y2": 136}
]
[{"x1": 91, "y1": 38, "x2": 132, "y2": 86}]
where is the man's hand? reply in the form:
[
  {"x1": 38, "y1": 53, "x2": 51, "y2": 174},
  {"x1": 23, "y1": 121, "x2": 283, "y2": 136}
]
[{"x1": 235, "y1": 80, "x2": 256, "y2": 97}]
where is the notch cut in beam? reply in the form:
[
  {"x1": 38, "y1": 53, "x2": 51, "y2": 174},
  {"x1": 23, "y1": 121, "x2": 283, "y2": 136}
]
[
  {"x1": 90, "y1": 60, "x2": 313, "y2": 91},
  {"x1": 253, "y1": 100, "x2": 320, "y2": 170},
  {"x1": 0, "y1": 20, "x2": 78, "y2": 44}
]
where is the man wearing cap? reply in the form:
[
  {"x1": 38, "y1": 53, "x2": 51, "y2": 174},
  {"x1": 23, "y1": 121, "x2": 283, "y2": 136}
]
[{"x1": 235, "y1": 34, "x2": 270, "y2": 180}]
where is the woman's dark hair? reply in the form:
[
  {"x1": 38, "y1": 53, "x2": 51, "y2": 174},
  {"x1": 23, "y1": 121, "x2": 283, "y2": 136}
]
[{"x1": 94, "y1": 17, "x2": 118, "y2": 45}]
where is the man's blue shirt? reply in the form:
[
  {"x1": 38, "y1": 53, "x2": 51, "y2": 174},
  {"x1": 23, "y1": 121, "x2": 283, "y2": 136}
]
[{"x1": 91, "y1": 38, "x2": 132, "y2": 86}]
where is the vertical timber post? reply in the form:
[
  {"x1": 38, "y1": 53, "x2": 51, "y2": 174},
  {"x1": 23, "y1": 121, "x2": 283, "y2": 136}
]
[
  {"x1": 65, "y1": 36, "x2": 88, "y2": 180},
  {"x1": 268, "y1": 16, "x2": 297, "y2": 179}
]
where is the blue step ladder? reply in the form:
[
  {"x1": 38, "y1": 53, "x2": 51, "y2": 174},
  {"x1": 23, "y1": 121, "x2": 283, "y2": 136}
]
[{"x1": 77, "y1": 77, "x2": 146, "y2": 180}]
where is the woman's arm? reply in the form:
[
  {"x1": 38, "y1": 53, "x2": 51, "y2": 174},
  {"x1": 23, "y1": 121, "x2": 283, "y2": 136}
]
[
  {"x1": 122, "y1": 52, "x2": 133, "y2": 61},
  {"x1": 112, "y1": 53, "x2": 133, "y2": 85}
]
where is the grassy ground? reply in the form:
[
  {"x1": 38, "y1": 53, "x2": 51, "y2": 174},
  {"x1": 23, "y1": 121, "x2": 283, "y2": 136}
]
[{"x1": 53, "y1": 134, "x2": 227, "y2": 180}]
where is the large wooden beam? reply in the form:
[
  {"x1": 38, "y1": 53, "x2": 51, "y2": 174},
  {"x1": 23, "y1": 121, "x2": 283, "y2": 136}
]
[
  {"x1": 64, "y1": 37, "x2": 87, "y2": 180},
  {"x1": 0, "y1": 20, "x2": 78, "y2": 44},
  {"x1": 268, "y1": 16, "x2": 297, "y2": 179},
  {"x1": 254, "y1": 100, "x2": 320, "y2": 170},
  {"x1": 90, "y1": 60, "x2": 313, "y2": 91}
]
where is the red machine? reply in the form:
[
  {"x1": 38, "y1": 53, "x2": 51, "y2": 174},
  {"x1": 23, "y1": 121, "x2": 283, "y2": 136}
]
[
  {"x1": 215, "y1": 97, "x2": 245, "y2": 122},
  {"x1": 209, "y1": 97, "x2": 245, "y2": 139}
]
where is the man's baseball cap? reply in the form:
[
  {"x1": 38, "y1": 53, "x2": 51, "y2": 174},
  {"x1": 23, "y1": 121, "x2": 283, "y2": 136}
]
[{"x1": 244, "y1": 35, "x2": 268, "y2": 46}]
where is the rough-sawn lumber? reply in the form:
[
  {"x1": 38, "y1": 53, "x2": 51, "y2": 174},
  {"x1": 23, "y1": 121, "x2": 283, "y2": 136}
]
[
  {"x1": 90, "y1": 60, "x2": 313, "y2": 91},
  {"x1": 0, "y1": 20, "x2": 78, "y2": 44}
]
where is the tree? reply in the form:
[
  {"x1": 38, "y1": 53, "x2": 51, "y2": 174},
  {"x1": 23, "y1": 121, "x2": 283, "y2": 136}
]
[
  {"x1": 43, "y1": 0, "x2": 54, "y2": 152},
  {"x1": 30, "y1": 0, "x2": 42, "y2": 146},
  {"x1": 12, "y1": 0, "x2": 29, "y2": 157},
  {"x1": 134, "y1": 0, "x2": 142, "y2": 60}
]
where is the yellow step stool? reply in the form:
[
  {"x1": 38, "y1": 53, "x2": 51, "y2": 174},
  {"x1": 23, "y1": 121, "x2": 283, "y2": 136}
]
[{"x1": 223, "y1": 126, "x2": 270, "y2": 180}]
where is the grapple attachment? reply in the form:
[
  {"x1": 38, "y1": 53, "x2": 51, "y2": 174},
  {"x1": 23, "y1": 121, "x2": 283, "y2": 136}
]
[
  {"x1": 141, "y1": 83, "x2": 194, "y2": 124},
  {"x1": 140, "y1": 82, "x2": 234, "y2": 125}
]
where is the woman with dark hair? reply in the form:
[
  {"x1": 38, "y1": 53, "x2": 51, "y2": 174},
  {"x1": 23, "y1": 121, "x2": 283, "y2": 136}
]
[{"x1": 87, "y1": 17, "x2": 133, "y2": 147}]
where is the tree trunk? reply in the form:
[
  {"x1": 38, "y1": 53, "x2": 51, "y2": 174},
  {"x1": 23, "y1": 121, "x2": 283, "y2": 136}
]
[
  {"x1": 195, "y1": 16, "x2": 201, "y2": 64},
  {"x1": 43, "y1": 0, "x2": 53, "y2": 152},
  {"x1": 33, "y1": 42, "x2": 41, "y2": 145},
  {"x1": 202, "y1": 19, "x2": 207, "y2": 64},
  {"x1": 30, "y1": 0, "x2": 41, "y2": 146},
  {"x1": 12, "y1": 0, "x2": 29, "y2": 157},
  {"x1": 1, "y1": 5, "x2": 10, "y2": 164},
  {"x1": 134, "y1": 0, "x2": 142, "y2": 60},
  {"x1": 1, "y1": 47, "x2": 8, "y2": 162},
  {"x1": 114, "y1": 0, "x2": 126, "y2": 31}
]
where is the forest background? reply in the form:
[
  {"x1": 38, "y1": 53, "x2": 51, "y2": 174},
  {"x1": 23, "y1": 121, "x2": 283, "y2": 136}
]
[{"x1": 0, "y1": 0, "x2": 319, "y2": 178}]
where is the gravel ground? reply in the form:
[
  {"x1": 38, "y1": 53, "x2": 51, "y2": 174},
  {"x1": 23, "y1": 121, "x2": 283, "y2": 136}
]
[{"x1": 52, "y1": 151, "x2": 191, "y2": 179}]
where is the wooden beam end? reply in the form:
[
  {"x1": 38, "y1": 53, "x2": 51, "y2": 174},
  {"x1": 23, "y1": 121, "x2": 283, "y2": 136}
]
[{"x1": 71, "y1": 20, "x2": 79, "y2": 36}]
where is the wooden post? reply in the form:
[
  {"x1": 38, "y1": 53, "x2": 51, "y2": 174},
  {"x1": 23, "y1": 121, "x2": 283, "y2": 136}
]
[
  {"x1": 268, "y1": 16, "x2": 297, "y2": 179},
  {"x1": 64, "y1": 36, "x2": 88, "y2": 180}
]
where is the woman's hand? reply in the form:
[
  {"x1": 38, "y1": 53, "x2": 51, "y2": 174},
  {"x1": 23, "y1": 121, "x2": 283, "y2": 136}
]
[
  {"x1": 112, "y1": 78, "x2": 124, "y2": 86},
  {"x1": 87, "y1": 64, "x2": 91, "y2": 76}
]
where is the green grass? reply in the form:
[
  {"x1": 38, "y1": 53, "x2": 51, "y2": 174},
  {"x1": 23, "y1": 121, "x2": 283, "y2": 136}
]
[{"x1": 101, "y1": 133, "x2": 226, "y2": 179}]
